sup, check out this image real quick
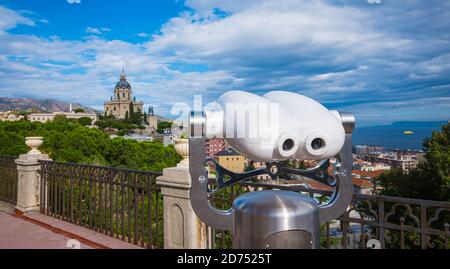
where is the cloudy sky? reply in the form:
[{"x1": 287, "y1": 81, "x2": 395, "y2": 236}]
[{"x1": 0, "y1": 0, "x2": 449, "y2": 126}]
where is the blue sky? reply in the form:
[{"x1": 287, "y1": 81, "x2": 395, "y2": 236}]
[{"x1": 0, "y1": 0, "x2": 449, "y2": 127}]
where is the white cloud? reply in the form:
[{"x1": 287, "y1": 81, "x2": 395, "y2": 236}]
[
  {"x1": 0, "y1": 1, "x2": 449, "y2": 125},
  {"x1": 137, "y1": 33, "x2": 150, "y2": 38},
  {"x1": 67, "y1": 0, "x2": 81, "y2": 4},
  {"x1": 0, "y1": 6, "x2": 35, "y2": 31},
  {"x1": 85, "y1": 27, "x2": 111, "y2": 35}
]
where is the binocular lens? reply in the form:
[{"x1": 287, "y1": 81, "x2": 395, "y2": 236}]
[
  {"x1": 311, "y1": 138, "x2": 325, "y2": 151},
  {"x1": 282, "y1": 139, "x2": 295, "y2": 151}
]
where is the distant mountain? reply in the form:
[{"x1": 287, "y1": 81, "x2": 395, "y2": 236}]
[
  {"x1": 0, "y1": 97, "x2": 99, "y2": 114},
  {"x1": 370, "y1": 121, "x2": 448, "y2": 129},
  {"x1": 353, "y1": 121, "x2": 448, "y2": 150}
]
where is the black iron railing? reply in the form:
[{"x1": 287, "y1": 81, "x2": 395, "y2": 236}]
[
  {"x1": 327, "y1": 193, "x2": 450, "y2": 249},
  {"x1": 208, "y1": 182, "x2": 450, "y2": 249},
  {"x1": 39, "y1": 160, "x2": 163, "y2": 248},
  {"x1": 0, "y1": 156, "x2": 18, "y2": 205}
]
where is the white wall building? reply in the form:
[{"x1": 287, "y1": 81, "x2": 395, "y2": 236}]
[{"x1": 29, "y1": 112, "x2": 98, "y2": 123}]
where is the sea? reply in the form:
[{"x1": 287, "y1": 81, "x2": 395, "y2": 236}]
[{"x1": 352, "y1": 121, "x2": 448, "y2": 151}]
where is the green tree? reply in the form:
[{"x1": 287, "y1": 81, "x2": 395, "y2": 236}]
[
  {"x1": 375, "y1": 123, "x2": 450, "y2": 249},
  {"x1": 0, "y1": 120, "x2": 181, "y2": 172},
  {"x1": 422, "y1": 122, "x2": 450, "y2": 201},
  {"x1": 77, "y1": 117, "x2": 93, "y2": 126},
  {"x1": 378, "y1": 122, "x2": 450, "y2": 201},
  {"x1": 74, "y1": 108, "x2": 85, "y2": 113},
  {"x1": 157, "y1": 121, "x2": 172, "y2": 134},
  {"x1": 129, "y1": 102, "x2": 135, "y2": 122}
]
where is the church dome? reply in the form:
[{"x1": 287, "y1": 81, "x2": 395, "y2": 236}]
[{"x1": 115, "y1": 71, "x2": 131, "y2": 89}]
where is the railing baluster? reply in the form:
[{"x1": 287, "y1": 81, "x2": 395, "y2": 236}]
[
  {"x1": 54, "y1": 166, "x2": 58, "y2": 218},
  {"x1": 88, "y1": 166, "x2": 92, "y2": 228},
  {"x1": 93, "y1": 168, "x2": 98, "y2": 230},
  {"x1": 378, "y1": 200, "x2": 385, "y2": 249},
  {"x1": 99, "y1": 169, "x2": 103, "y2": 233},
  {"x1": 400, "y1": 217, "x2": 405, "y2": 249},
  {"x1": 141, "y1": 177, "x2": 145, "y2": 248},
  {"x1": 148, "y1": 177, "x2": 153, "y2": 248},
  {"x1": 326, "y1": 222, "x2": 331, "y2": 249},
  {"x1": 360, "y1": 212, "x2": 366, "y2": 249},
  {"x1": 134, "y1": 173, "x2": 138, "y2": 245},
  {"x1": 78, "y1": 166, "x2": 83, "y2": 226},
  {"x1": 156, "y1": 190, "x2": 160, "y2": 248},
  {"x1": 126, "y1": 172, "x2": 131, "y2": 243},
  {"x1": 342, "y1": 214, "x2": 348, "y2": 249},
  {"x1": 110, "y1": 169, "x2": 114, "y2": 237},
  {"x1": 420, "y1": 204, "x2": 427, "y2": 249},
  {"x1": 444, "y1": 223, "x2": 449, "y2": 249},
  {"x1": 39, "y1": 162, "x2": 45, "y2": 214},
  {"x1": 121, "y1": 172, "x2": 125, "y2": 241},
  {"x1": 70, "y1": 165, "x2": 74, "y2": 223},
  {"x1": 104, "y1": 169, "x2": 108, "y2": 234},
  {"x1": 47, "y1": 164, "x2": 52, "y2": 216},
  {"x1": 115, "y1": 172, "x2": 119, "y2": 239}
]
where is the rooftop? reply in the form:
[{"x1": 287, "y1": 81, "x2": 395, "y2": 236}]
[
  {"x1": 115, "y1": 70, "x2": 131, "y2": 89},
  {"x1": 215, "y1": 149, "x2": 241, "y2": 157}
]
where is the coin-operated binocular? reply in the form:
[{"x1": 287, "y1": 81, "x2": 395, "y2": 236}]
[{"x1": 189, "y1": 91, "x2": 355, "y2": 249}]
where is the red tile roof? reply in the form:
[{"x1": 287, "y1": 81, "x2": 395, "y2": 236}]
[
  {"x1": 352, "y1": 170, "x2": 385, "y2": 179},
  {"x1": 352, "y1": 177, "x2": 374, "y2": 189}
]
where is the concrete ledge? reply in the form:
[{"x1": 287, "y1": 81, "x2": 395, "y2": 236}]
[{"x1": 23, "y1": 211, "x2": 143, "y2": 249}]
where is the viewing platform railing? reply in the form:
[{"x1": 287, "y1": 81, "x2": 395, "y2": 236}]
[
  {"x1": 208, "y1": 182, "x2": 450, "y2": 249},
  {"x1": 1, "y1": 157, "x2": 449, "y2": 249},
  {"x1": 0, "y1": 156, "x2": 18, "y2": 205},
  {"x1": 38, "y1": 160, "x2": 163, "y2": 248}
]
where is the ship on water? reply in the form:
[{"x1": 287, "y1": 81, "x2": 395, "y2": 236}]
[{"x1": 403, "y1": 130, "x2": 414, "y2": 135}]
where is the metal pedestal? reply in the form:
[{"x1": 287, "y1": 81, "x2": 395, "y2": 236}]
[{"x1": 233, "y1": 190, "x2": 320, "y2": 249}]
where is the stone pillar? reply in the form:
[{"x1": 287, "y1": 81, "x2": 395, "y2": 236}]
[
  {"x1": 15, "y1": 137, "x2": 50, "y2": 213},
  {"x1": 157, "y1": 139, "x2": 207, "y2": 249}
]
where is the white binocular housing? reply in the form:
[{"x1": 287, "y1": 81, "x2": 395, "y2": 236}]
[{"x1": 204, "y1": 91, "x2": 346, "y2": 162}]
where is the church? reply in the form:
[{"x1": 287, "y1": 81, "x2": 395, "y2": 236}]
[{"x1": 104, "y1": 70, "x2": 144, "y2": 119}]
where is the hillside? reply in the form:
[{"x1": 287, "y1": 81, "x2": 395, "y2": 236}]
[{"x1": 0, "y1": 97, "x2": 98, "y2": 113}]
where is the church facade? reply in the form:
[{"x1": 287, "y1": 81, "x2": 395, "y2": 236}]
[{"x1": 104, "y1": 71, "x2": 144, "y2": 119}]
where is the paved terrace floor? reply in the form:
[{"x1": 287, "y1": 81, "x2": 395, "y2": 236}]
[{"x1": 0, "y1": 201, "x2": 141, "y2": 249}]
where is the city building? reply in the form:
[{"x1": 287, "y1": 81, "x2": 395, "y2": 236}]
[
  {"x1": 252, "y1": 161, "x2": 271, "y2": 181},
  {"x1": 353, "y1": 158, "x2": 391, "y2": 172},
  {"x1": 29, "y1": 111, "x2": 98, "y2": 123},
  {"x1": 354, "y1": 145, "x2": 385, "y2": 156},
  {"x1": 351, "y1": 170, "x2": 385, "y2": 195},
  {"x1": 365, "y1": 153, "x2": 418, "y2": 172},
  {"x1": 0, "y1": 111, "x2": 24, "y2": 122},
  {"x1": 146, "y1": 110, "x2": 188, "y2": 137},
  {"x1": 123, "y1": 134, "x2": 154, "y2": 142},
  {"x1": 104, "y1": 70, "x2": 144, "y2": 119},
  {"x1": 146, "y1": 106, "x2": 160, "y2": 132},
  {"x1": 206, "y1": 138, "x2": 228, "y2": 157},
  {"x1": 214, "y1": 149, "x2": 248, "y2": 173}
]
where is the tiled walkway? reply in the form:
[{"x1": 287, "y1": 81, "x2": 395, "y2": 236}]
[
  {"x1": 0, "y1": 211, "x2": 93, "y2": 249},
  {"x1": 0, "y1": 201, "x2": 141, "y2": 249}
]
